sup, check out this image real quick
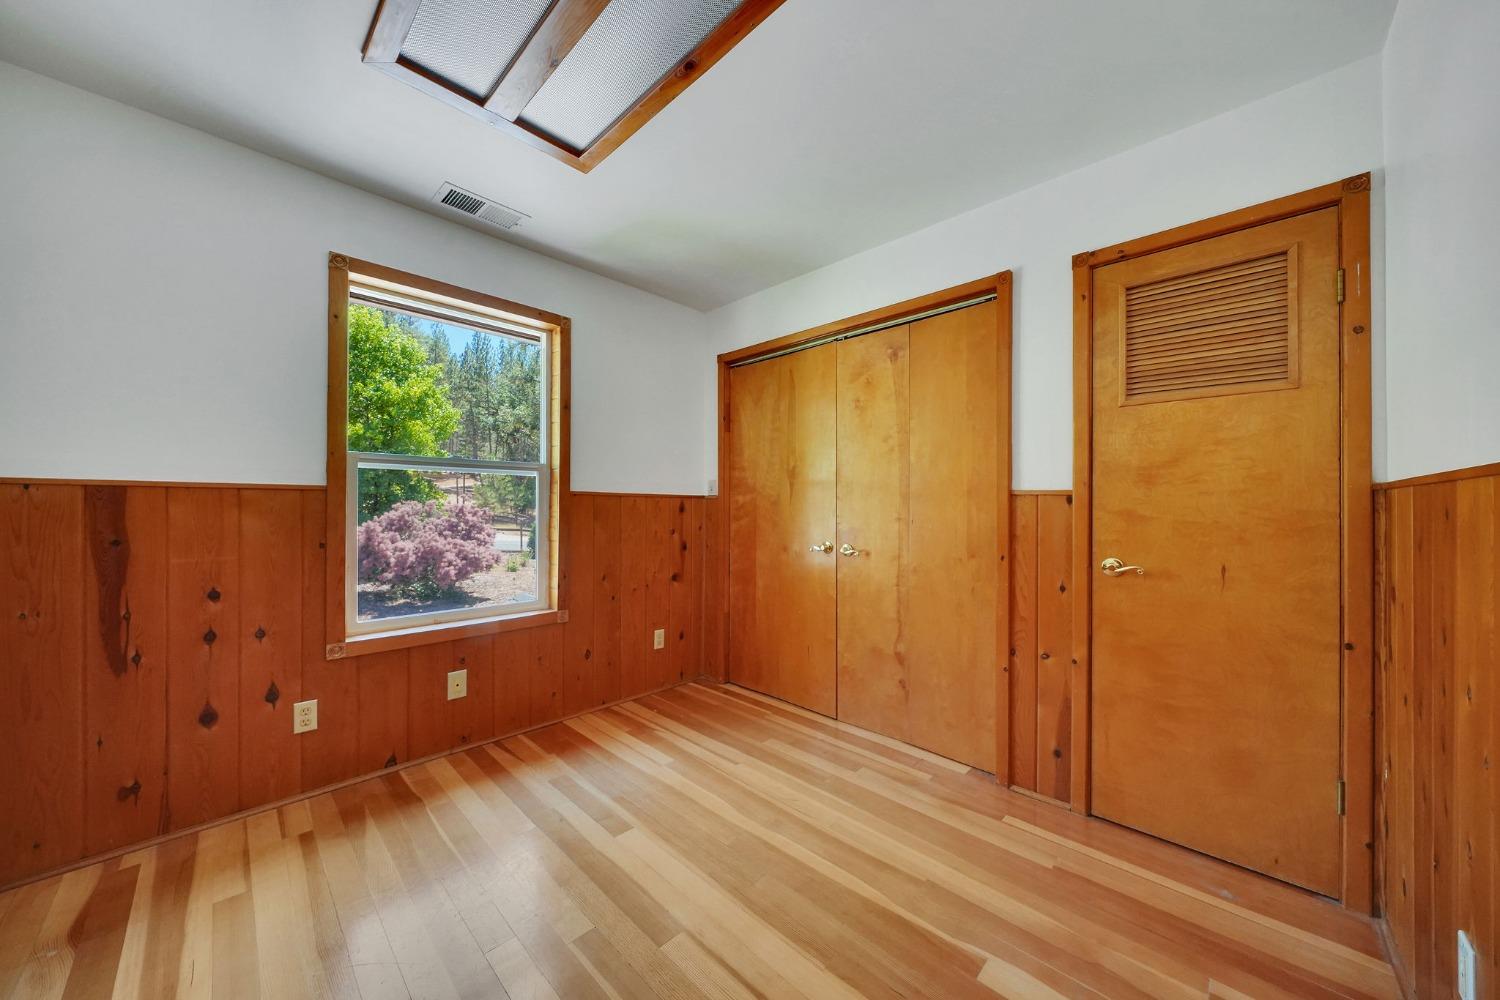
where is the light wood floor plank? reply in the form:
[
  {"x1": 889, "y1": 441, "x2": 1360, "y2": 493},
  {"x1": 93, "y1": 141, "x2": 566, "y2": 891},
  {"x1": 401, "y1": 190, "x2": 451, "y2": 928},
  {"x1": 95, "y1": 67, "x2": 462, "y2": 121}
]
[{"x1": 0, "y1": 682, "x2": 1399, "y2": 999}]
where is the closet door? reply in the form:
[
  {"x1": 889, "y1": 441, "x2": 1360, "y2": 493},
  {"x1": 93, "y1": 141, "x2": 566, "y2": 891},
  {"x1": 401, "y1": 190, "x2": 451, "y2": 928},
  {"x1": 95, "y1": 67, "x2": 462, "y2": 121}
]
[
  {"x1": 727, "y1": 347, "x2": 838, "y2": 716},
  {"x1": 835, "y1": 302, "x2": 1002, "y2": 771},
  {"x1": 835, "y1": 326, "x2": 911, "y2": 738},
  {"x1": 905, "y1": 302, "x2": 1002, "y2": 770}
]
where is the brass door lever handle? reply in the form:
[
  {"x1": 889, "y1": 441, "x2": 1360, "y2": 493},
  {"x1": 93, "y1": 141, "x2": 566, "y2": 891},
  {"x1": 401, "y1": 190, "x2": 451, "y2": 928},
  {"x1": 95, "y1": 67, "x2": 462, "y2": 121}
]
[
  {"x1": 808, "y1": 541, "x2": 834, "y2": 553},
  {"x1": 839, "y1": 543, "x2": 862, "y2": 557},
  {"x1": 1100, "y1": 557, "x2": 1144, "y2": 577}
]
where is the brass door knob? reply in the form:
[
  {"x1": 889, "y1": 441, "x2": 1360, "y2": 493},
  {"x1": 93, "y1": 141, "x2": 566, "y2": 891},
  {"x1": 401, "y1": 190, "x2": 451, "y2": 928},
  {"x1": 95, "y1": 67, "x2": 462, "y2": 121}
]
[
  {"x1": 839, "y1": 543, "x2": 862, "y2": 557},
  {"x1": 1100, "y1": 557, "x2": 1144, "y2": 577},
  {"x1": 808, "y1": 541, "x2": 834, "y2": 553}
]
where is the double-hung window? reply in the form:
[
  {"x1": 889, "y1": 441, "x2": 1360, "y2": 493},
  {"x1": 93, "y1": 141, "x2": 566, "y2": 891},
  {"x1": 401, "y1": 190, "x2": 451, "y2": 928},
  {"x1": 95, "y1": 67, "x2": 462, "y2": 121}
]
[{"x1": 326, "y1": 255, "x2": 567, "y2": 656}]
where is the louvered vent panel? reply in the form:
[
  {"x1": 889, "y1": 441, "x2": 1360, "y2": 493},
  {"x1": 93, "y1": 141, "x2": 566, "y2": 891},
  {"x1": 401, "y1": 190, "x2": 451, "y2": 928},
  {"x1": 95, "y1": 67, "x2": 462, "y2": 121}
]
[
  {"x1": 431, "y1": 183, "x2": 530, "y2": 231},
  {"x1": 1123, "y1": 252, "x2": 1294, "y2": 402},
  {"x1": 439, "y1": 188, "x2": 486, "y2": 215}
]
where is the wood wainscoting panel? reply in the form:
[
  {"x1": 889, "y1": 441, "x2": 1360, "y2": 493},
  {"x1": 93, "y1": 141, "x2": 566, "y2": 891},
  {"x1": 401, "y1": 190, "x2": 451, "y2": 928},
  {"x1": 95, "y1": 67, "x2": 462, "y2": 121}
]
[
  {"x1": 237, "y1": 489, "x2": 305, "y2": 811},
  {"x1": 0, "y1": 484, "x2": 85, "y2": 885},
  {"x1": 1376, "y1": 468, "x2": 1498, "y2": 1000},
  {"x1": 644, "y1": 498, "x2": 674, "y2": 694},
  {"x1": 669, "y1": 496, "x2": 704, "y2": 694},
  {"x1": 357, "y1": 647, "x2": 410, "y2": 773},
  {"x1": 566, "y1": 491, "x2": 598, "y2": 711},
  {"x1": 702, "y1": 492, "x2": 728, "y2": 682},
  {"x1": 0, "y1": 482, "x2": 705, "y2": 889},
  {"x1": 591, "y1": 495, "x2": 624, "y2": 703},
  {"x1": 164, "y1": 487, "x2": 242, "y2": 832},
  {"x1": 1008, "y1": 492, "x2": 1074, "y2": 803},
  {"x1": 1008, "y1": 494, "x2": 1040, "y2": 788},
  {"x1": 82, "y1": 485, "x2": 168, "y2": 859},
  {"x1": 1034, "y1": 494, "x2": 1074, "y2": 802}
]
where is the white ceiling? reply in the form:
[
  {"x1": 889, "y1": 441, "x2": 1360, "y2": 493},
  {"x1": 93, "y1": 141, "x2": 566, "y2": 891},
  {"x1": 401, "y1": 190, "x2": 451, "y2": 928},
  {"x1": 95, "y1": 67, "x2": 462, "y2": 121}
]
[{"x1": 0, "y1": 0, "x2": 1395, "y2": 311}]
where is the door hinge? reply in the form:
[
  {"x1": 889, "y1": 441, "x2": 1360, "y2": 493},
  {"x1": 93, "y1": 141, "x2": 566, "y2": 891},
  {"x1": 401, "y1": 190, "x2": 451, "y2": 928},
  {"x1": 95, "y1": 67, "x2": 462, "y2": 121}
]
[
  {"x1": 1336, "y1": 268, "x2": 1345, "y2": 304},
  {"x1": 1336, "y1": 779, "x2": 1346, "y2": 816}
]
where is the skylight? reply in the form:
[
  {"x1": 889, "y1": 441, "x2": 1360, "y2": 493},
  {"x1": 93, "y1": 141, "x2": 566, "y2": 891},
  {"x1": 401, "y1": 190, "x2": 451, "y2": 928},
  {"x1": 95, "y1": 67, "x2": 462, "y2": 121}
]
[{"x1": 362, "y1": 0, "x2": 785, "y2": 172}]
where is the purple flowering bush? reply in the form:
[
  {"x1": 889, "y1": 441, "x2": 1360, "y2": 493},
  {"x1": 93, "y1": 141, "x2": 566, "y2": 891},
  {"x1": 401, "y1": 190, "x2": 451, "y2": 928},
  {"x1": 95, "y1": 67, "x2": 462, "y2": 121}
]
[{"x1": 358, "y1": 500, "x2": 499, "y2": 598}]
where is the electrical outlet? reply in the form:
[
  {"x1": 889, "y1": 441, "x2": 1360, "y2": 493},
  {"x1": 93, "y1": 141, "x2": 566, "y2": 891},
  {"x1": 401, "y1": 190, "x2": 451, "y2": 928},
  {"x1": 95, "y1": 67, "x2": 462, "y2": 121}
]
[
  {"x1": 1458, "y1": 930, "x2": 1477, "y2": 1000},
  {"x1": 447, "y1": 668, "x2": 468, "y2": 701},
  {"x1": 653, "y1": 627, "x2": 666, "y2": 650},
  {"x1": 292, "y1": 699, "x2": 318, "y2": 734}
]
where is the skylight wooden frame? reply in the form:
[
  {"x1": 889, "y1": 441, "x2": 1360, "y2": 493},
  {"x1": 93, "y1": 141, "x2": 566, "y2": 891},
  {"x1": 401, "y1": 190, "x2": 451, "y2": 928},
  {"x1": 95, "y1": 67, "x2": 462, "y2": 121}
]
[{"x1": 361, "y1": 0, "x2": 788, "y2": 173}]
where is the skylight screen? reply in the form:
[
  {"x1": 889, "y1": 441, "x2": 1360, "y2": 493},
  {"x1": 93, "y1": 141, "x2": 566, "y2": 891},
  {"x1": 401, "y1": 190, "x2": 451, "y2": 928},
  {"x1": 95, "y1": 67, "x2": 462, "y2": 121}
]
[
  {"x1": 400, "y1": 0, "x2": 553, "y2": 98},
  {"x1": 519, "y1": 0, "x2": 744, "y2": 151}
]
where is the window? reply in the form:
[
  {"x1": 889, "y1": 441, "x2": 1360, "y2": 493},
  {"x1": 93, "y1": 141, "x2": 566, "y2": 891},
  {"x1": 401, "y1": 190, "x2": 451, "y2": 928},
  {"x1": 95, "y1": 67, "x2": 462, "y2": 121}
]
[
  {"x1": 360, "y1": 0, "x2": 786, "y2": 172},
  {"x1": 326, "y1": 255, "x2": 568, "y2": 657}
]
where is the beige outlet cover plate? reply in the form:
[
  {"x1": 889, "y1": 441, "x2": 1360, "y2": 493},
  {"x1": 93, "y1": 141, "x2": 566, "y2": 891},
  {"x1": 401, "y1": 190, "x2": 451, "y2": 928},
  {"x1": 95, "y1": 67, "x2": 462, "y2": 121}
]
[
  {"x1": 293, "y1": 699, "x2": 318, "y2": 734},
  {"x1": 447, "y1": 669, "x2": 468, "y2": 700}
]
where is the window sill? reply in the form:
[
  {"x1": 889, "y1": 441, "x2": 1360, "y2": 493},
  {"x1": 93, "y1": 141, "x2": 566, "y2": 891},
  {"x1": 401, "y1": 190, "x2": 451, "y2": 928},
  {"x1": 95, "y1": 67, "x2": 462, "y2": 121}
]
[{"x1": 326, "y1": 607, "x2": 566, "y2": 660}]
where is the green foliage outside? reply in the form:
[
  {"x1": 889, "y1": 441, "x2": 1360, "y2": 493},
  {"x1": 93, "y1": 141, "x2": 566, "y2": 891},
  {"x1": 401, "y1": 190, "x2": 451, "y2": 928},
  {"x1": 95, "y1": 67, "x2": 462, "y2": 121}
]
[
  {"x1": 423, "y1": 322, "x2": 541, "y2": 550},
  {"x1": 348, "y1": 303, "x2": 543, "y2": 541},
  {"x1": 423, "y1": 329, "x2": 543, "y2": 463},
  {"x1": 347, "y1": 304, "x2": 460, "y2": 520}
]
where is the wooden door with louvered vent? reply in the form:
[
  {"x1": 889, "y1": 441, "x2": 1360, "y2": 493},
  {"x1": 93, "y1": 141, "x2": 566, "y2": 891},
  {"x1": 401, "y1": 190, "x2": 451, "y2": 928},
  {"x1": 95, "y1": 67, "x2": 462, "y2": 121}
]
[{"x1": 1090, "y1": 207, "x2": 1343, "y2": 896}]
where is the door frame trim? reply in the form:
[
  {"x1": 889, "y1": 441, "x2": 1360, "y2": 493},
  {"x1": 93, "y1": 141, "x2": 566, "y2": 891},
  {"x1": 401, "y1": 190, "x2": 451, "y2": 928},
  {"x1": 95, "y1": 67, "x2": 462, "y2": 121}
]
[
  {"x1": 714, "y1": 273, "x2": 1014, "y2": 773},
  {"x1": 1069, "y1": 175, "x2": 1375, "y2": 911}
]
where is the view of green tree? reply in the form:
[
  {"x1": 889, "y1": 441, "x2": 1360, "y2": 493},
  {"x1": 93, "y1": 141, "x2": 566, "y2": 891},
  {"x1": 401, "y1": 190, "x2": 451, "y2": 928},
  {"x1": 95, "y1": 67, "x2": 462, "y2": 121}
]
[
  {"x1": 435, "y1": 330, "x2": 542, "y2": 462},
  {"x1": 348, "y1": 304, "x2": 544, "y2": 532},
  {"x1": 347, "y1": 304, "x2": 460, "y2": 520},
  {"x1": 443, "y1": 330, "x2": 542, "y2": 547}
]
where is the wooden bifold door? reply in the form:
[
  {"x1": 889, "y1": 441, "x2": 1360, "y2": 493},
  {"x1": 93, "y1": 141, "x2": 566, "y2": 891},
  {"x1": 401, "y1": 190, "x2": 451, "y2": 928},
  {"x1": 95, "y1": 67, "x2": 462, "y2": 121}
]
[{"x1": 727, "y1": 299, "x2": 1004, "y2": 771}]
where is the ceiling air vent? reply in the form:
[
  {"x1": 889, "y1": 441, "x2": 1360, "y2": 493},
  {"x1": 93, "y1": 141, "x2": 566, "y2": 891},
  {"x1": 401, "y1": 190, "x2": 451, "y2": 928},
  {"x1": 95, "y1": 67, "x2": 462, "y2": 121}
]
[{"x1": 432, "y1": 182, "x2": 530, "y2": 231}]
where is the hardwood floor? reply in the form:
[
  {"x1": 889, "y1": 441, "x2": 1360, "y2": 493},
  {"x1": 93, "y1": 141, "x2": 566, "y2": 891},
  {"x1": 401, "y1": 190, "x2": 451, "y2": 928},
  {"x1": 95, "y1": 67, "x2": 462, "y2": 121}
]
[{"x1": 0, "y1": 682, "x2": 1398, "y2": 999}]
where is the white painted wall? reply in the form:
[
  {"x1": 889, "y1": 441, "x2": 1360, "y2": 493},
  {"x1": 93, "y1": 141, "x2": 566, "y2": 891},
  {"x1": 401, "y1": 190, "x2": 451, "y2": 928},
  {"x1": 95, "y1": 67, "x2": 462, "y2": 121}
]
[
  {"x1": 16, "y1": 25, "x2": 1490, "y2": 494},
  {"x1": 705, "y1": 56, "x2": 1387, "y2": 489},
  {"x1": 0, "y1": 61, "x2": 707, "y2": 493},
  {"x1": 1381, "y1": 0, "x2": 1500, "y2": 481}
]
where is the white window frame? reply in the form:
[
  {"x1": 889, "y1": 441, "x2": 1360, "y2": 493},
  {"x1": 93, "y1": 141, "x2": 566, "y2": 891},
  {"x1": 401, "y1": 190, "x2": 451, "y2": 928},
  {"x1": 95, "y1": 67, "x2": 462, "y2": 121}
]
[{"x1": 344, "y1": 285, "x2": 551, "y2": 637}]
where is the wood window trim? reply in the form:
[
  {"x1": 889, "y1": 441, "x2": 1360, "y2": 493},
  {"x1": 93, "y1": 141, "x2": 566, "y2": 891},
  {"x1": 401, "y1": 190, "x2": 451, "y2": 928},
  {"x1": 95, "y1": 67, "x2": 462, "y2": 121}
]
[
  {"x1": 1068, "y1": 174, "x2": 1376, "y2": 912},
  {"x1": 713, "y1": 272, "x2": 1014, "y2": 772},
  {"x1": 325, "y1": 252, "x2": 572, "y2": 660},
  {"x1": 360, "y1": 0, "x2": 788, "y2": 173}
]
